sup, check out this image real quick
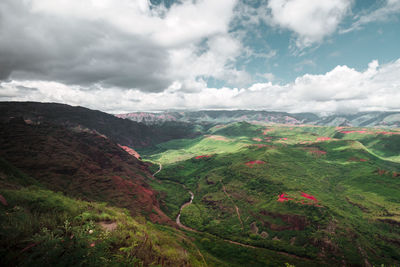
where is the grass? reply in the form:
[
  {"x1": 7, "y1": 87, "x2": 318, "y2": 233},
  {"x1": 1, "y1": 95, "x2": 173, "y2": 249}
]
[
  {"x1": 149, "y1": 123, "x2": 400, "y2": 266},
  {"x1": 0, "y1": 162, "x2": 206, "y2": 267}
]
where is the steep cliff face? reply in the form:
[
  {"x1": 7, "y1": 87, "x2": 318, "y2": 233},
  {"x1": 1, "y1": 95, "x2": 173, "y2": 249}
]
[{"x1": 0, "y1": 118, "x2": 171, "y2": 224}]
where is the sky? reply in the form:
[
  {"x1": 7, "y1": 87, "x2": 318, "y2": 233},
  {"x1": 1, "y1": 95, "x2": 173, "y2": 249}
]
[{"x1": 0, "y1": 0, "x2": 400, "y2": 114}]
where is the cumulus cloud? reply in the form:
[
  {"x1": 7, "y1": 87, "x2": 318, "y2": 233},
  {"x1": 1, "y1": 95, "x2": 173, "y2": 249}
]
[
  {"x1": 2, "y1": 59, "x2": 400, "y2": 113},
  {"x1": 1, "y1": 0, "x2": 399, "y2": 114},
  {"x1": 265, "y1": 0, "x2": 353, "y2": 48},
  {"x1": 0, "y1": 0, "x2": 239, "y2": 92}
]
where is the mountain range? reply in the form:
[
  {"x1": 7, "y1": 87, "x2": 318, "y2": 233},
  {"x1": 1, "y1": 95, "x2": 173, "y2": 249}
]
[{"x1": 116, "y1": 110, "x2": 400, "y2": 127}]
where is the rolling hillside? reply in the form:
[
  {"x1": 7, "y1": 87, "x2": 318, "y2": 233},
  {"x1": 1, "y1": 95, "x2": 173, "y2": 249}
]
[
  {"x1": 145, "y1": 122, "x2": 400, "y2": 266},
  {"x1": 1, "y1": 102, "x2": 400, "y2": 266}
]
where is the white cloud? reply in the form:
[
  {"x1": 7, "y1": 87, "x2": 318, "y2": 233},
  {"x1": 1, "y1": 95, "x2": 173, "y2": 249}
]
[
  {"x1": 30, "y1": 0, "x2": 237, "y2": 47},
  {"x1": 0, "y1": 0, "x2": 243, "y2": 92},
  {"x1": 265, "y1": 0, "x2": 353, "y2": 48},
  {"x1": 2, "y1": 59, "x2": 400, "y2": 113},
  {"x1": 341, "y1": 0, "x2": 400, "y2": 33}
]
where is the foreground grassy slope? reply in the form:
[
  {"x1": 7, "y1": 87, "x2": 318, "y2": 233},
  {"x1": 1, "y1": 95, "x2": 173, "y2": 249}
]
[
  {"x1": 0, "y1": 159, "x2": 206, "y2": 267},
  {"x1": 148, "y1": 123, "x2": 400, "y2": 266}
]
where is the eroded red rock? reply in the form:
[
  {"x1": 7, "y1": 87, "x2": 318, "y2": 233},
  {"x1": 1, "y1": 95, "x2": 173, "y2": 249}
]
[{"x1": 118, "y1": 144, "x2": 141, "y2": 159}]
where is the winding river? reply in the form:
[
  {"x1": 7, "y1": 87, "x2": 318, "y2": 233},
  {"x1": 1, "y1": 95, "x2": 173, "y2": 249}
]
[
  {"x1": 152, "y1": 163, "x2": 309, "y2": 261},
  {"x1": 176, "y1": 190, "x2": 197, "y2": 232}
]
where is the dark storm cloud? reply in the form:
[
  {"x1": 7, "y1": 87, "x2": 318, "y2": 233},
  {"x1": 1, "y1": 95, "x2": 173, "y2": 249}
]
[{"x1": 0, "y1": 0, "x2": 171, "y2": 92}]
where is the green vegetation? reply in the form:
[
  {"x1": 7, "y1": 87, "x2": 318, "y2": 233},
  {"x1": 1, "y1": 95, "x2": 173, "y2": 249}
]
[
  {"x1": 149, "y1": 122, "x2": 400, "y2": 266},
  {"x1": 2, "y1": 118, "x2": 400, "y2": 266},
  {"x1": 0, "y1": 159, "x2": 205, "y2": 266}
]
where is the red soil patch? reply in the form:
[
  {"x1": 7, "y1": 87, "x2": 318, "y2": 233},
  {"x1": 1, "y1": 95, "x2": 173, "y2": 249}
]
[
  {"x1": 316, "y1": 137, "x2": 331, "y2": 141},
  {"x1": 118, "y1": 145, "x2": 141, "y2": 159},
  {"x1": 300, "y1": 192, "x2": 317, "y2": 202},
  {"x1": 195, "y1": 155, "x2": 211, "y2": 159},
  {"x1": 280, "y1": 138, "x2": 288, "y2": 141},
  {"x1": 264, "y1": 137, "x2": 272, "y2": 140},
  {"x1": 252, "y1": 138, "x2": 262, "y2": 142},
  {"x1": 277, "y1": 192, "x2": 320, "y2": 206},
  {"x1": 245, "y1": 160, "x2": 266, "y2": 167},
  {"x1": 277, "y1": 193, "x2": 293, "y2": 202}
]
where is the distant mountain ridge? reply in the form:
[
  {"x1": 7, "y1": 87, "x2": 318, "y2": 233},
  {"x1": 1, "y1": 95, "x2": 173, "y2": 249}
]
[
  {"x1": 116, "y1": 110, "x2": 400, "y2": 127},
  {"x1": 0, "y1": 102, "x2": 200, "y2": 148}
]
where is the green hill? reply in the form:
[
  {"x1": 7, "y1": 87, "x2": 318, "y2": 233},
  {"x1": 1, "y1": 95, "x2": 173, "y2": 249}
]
[
  {"x1": 1, "y1": 104, "x2": 400, "y2": 266},
  {"x1": 148, "y1": 123, "x2": 400, "y2": 266}
]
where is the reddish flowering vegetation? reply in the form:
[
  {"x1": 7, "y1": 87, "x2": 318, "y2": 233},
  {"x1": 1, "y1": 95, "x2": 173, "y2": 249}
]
[
  {"x1": 195, "y1": 155, "x2": 211, "y2": 159},
  {"x1": 245, "y1": 160, "x2": 266, "y2": 167},
  {"x1": 316, "y1": 137, "x2": 331, "y2": 141},
  {"x1": 252, "y1": 137, "x2": 262, "y2": 142},
  {"x1": 348, "y1": 157, "x2": 368, "y2": 162}
]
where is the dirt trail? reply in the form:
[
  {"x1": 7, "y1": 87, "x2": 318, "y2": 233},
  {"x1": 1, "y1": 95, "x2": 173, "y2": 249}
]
[
  {"x1": 176, "y1": 191, "x2": 198, "y2": 232},
  {"x1": 221, "y1": 183, "x2": 244, "y2": 231},
  {"x1": 153, "y1": 162, "x2": 162, "y2": 176},
  {"x1": 156, "y1": 164, "x2": 309, "y2": 262}
]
